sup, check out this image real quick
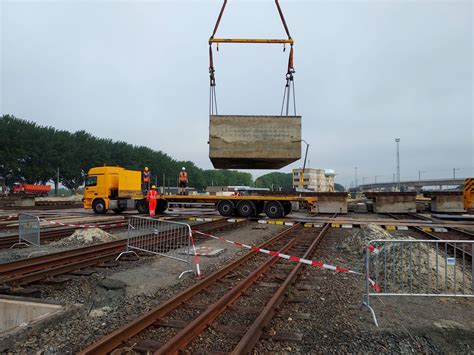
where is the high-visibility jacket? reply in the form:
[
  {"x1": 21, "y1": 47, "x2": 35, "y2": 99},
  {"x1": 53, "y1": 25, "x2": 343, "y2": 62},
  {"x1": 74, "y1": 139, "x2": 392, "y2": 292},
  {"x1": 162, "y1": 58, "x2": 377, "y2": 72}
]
[
  {"x1": 179, "y1": 171, "x2": 188, "y2": 182},
  {"x1": 146, "y1": 189, "x2": 159, "y2": 201},
  {"x1": 143, "y1": 171, "x2": 151, "y2": 183}
]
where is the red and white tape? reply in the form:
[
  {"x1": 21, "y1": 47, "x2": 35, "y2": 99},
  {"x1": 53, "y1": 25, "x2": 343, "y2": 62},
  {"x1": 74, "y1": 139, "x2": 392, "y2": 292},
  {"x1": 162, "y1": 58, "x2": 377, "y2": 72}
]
[
  {"x1": 42, "y1": 219, "x2": 127, "y2": 229},
  {"x1": 193, "y1": 229, "x2": 381, "y2": 292},
  {"x1": 189, "y1": 234, "x2": 202, "y2": 278}
]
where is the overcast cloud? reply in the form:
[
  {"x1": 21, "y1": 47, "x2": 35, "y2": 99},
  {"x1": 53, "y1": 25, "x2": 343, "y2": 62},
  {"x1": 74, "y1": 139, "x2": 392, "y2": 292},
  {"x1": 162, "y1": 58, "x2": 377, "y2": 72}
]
[{"x1": 1, "y1": 0, "x2": 472, "y2": 187}]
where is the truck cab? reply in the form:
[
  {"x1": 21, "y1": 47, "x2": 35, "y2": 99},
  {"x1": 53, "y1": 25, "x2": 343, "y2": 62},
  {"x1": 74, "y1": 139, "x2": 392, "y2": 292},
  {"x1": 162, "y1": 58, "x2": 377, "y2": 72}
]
[{"x1": 84, "y1": 166, "x2": 146, "y2": 214}]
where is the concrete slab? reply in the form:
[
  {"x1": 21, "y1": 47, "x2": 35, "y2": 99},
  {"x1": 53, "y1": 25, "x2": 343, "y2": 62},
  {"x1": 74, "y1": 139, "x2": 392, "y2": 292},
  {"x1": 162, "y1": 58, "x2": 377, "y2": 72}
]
[
  {"x1": 0, "y1": 295, "x2": 77, "y2": 351},
  {"x1": 423, "y1": 191, "x2": 465, "y2": 213},
  {"x1": 365, "y1": 192, "x2": 416, "y2": 213},
  {"x1": 209, "y1": 115, "x2": 301, "y2": 169},
  {"x1": 310, "y1": 192, "x2": 348, "y2": 214}
]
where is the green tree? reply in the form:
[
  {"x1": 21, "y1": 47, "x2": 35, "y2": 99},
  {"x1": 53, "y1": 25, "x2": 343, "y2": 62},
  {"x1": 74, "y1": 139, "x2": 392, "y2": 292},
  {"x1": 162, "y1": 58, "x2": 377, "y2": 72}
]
[{"x1": 255, "y1": 172, "x2": 293, "y2": 189}]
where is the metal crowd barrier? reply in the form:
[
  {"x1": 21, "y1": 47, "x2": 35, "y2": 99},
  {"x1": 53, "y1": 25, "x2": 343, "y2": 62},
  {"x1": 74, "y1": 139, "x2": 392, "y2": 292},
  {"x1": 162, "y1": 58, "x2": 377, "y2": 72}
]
[
  {"x1": 11, "y1": 213, "x2": 41, "y2": 248},
  {"x1": 363, "y1": 239, "x2": 473, "y2": 326},
  {"x1": 116, "y1": 216, "x2": 194, "y2": 278}
]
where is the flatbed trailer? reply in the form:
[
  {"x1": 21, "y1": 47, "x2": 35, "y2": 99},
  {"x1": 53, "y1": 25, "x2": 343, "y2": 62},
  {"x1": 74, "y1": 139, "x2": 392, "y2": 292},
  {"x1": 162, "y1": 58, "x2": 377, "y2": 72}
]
[
  {"x1": 83, "y1": 166, "x2": 316, "y2": 218},
  {"x1": 157, "y1": 195, "x2": 317, "y2": 219}
]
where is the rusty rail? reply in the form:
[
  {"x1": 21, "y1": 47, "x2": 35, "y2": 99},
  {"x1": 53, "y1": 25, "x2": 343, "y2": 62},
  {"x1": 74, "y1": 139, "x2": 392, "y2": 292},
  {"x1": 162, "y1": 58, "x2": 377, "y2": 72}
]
[
  {"x1": 79, "y1": 224, "x2": 303, "y2": 354},
  {"x1": 80, "y1": 221, "x2": 332, "y2": 354},
  {"x1": 0, "y1": 219, "x2": 247, "y2": 286}
]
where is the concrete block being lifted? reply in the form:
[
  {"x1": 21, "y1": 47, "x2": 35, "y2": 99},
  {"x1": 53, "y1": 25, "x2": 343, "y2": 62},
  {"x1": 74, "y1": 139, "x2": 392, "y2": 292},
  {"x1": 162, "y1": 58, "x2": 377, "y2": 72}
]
[{"x1": 209, "y1": 115, "x2": 301, "y2": 169}]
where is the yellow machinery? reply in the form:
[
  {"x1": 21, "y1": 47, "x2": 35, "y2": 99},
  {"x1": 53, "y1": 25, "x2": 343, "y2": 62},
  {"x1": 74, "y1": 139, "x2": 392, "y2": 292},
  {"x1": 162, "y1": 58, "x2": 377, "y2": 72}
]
[
  {"x1": 84, "y1": 166, "x2": 317, "y2": 218},
  {"x1": 83, "y1": 166, "x2": 145, "y2": 214},
  {"x1": 463, "y1": 178, "x2": 474, "y2": 213}
]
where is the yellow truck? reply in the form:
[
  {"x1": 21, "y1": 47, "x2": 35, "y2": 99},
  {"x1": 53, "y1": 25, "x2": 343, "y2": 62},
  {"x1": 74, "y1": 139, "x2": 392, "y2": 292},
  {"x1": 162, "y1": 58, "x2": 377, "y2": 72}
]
[
  {"x1": 83, "y1": 166, "x2": 150, "y2": 214},
  {"x1": 84, "y1": 166, "x2": 317, "y2": 217}
]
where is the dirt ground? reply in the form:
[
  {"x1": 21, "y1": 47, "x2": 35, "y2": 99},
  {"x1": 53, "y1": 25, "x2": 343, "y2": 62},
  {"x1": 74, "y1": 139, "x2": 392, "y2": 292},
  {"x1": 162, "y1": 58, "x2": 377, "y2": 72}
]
[
  {"x1": 254, "y1": 226, "x2": 474, "y2": 353},
  {"x1": 109, "y1": 223, "x2": 286, "y2": 296},
  {"x1": 1, "y1": 214, "x2": 473, "y2": 353}
]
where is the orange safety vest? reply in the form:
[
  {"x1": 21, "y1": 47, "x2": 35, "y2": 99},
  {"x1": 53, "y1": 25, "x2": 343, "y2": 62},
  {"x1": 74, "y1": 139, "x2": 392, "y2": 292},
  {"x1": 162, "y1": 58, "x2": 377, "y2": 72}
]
[
  {"x1": 179, "y1": 171, "x2": 188, "y2": 182},
  {"x1": 146, "y1": 189, "x2": 159, "y2": 200},
  {"x1": 143, "y1": 171, "x2": 150, "y2": 183}
]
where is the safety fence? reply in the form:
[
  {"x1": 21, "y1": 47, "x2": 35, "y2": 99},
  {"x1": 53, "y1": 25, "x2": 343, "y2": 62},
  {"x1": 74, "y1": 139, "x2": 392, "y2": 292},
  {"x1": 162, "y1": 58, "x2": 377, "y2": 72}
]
[
  {"x1": 12, "y1": 213, "x2": 41, "y2": 248},
  {"x1": 363, "y1": 239, "x2": 473, "y2": 326},
  {"x1": 116, "y1": 216, "x2": 198, "y2": 278}
]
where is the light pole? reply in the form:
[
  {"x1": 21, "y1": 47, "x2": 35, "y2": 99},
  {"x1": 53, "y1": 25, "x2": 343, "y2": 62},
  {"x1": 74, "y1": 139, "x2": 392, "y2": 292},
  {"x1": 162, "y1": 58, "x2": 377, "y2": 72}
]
[
  {"x1": 395, "y1": 138, "x2": 400, "y2": 191},
  {"x1": 453, "y1": 168, "x2": 460, "y2": 180},
  {"x1": 354, "y1": 167, "x2": 358, "y2": 190},
  {"x1": 292, "y1": 139, "x2": 309, "y2": 189},
  {"x1": 418, "y1": 170, "x2": 426, "y2": 181}
]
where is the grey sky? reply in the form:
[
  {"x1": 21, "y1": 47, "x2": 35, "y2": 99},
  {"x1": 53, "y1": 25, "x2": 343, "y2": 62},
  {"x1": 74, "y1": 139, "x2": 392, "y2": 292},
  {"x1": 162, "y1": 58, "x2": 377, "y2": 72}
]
[{"x1": 1, "y1": 0, "x2": 472, "y2": 187}]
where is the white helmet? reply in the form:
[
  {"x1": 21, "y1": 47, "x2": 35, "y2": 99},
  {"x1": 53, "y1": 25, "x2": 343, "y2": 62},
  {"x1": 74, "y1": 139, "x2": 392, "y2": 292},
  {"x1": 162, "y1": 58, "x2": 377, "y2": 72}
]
[{"x1": 182, "y1": 167, "x2": 186, "y2": 170}]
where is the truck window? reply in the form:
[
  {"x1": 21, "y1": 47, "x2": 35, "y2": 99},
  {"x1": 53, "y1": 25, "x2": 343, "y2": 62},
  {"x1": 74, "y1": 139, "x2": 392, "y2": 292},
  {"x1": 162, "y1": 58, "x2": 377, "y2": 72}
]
[{"x1": 85, "y1": 176, "x2": 97, "y2": 187}]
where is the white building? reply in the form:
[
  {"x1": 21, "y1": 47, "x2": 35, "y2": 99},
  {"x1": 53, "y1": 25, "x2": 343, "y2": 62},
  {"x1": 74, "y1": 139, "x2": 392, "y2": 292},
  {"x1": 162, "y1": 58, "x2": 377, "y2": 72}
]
[{"x1": 292, "y1": 168, "x2": 336, "y2": 192}]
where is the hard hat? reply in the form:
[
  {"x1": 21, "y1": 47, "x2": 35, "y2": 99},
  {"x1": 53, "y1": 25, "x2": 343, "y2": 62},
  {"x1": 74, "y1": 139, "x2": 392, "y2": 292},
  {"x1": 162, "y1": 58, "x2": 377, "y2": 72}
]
[
  {"x1": 182, "y1": 167, "x2": 185, "y2": 170},
  {"x1": 151, "y1": 185, "x2": 156, "y2": 189},
  {"x1": 145, "y1": 167, "x2": 149, "y2": 171}
]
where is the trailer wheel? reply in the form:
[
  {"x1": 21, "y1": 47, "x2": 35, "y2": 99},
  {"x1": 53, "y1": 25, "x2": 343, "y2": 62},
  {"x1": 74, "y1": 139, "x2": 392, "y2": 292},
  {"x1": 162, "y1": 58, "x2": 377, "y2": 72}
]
[
  {"x1": 92, "y1": 199, "x2": 107, "y2": 214},
  {"x1": 265, "y1": 201, "x2": 284, "y2": 219},
  {"x1": 155, "y1": 199, "x2": 169, "y2": 214},
  {"x1": 283, "y1": 202, "x2": 292, "y2": 216},
  {"x1": 217, "y1": 200, "x2": 234, "y2": 217},
  {"x1": 136, "y1": 199, "x2": 148, "y2": 214},
  {"x1": 237, "y1": 201, "x2": 256, "y2": 217}
]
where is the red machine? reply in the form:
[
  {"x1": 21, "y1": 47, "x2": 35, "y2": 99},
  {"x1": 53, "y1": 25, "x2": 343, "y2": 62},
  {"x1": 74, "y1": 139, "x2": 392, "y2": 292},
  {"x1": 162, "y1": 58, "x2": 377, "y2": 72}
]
[{"x1": 12, "y1": 184, "x2": 51, "y2": 197}]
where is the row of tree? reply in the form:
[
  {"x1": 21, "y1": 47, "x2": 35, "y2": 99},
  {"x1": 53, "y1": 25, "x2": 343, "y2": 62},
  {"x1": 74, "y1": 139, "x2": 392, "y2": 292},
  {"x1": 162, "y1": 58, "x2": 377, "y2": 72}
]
[
  {"x1": 0, "y1": 115, "x2": 253, "y2": 191},
  {"x1": 0, "y1": 115, "x2": 345, "y2": 192}
]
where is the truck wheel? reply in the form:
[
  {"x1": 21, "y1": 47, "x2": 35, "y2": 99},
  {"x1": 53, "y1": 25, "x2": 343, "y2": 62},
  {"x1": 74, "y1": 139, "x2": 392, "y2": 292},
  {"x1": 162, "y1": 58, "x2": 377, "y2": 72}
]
[
  {"x1": 113, "y1": 208, "x2": 124, "y2": 214},
  {"x1": 217, "y1": 200, "x2": 234, "y2": 217},
  {"x1": 283, "y1": 202, "x2": 292, "y2": 216},
  {"x1": 265, "y1": 201, "x2": 284, "y2": 219},
  {"x1": 237, "y1": 201, "x2": 256, "y2": 217},
  {"x1": 155, "y1": 199, "x2": 168, "y2": 214},
  {"x1": 136, "y1": 199, "x2": 149, "y2": 214},
  {"x1": 93, "y1": 199, "x2": 108, "y2": 214}
]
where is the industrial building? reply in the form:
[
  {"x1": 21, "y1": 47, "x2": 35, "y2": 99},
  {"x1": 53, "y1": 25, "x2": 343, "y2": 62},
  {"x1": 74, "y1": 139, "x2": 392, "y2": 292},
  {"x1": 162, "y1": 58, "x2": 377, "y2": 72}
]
[{"x1": 292, "y1": 168, "x2": 336, "y2": 192}]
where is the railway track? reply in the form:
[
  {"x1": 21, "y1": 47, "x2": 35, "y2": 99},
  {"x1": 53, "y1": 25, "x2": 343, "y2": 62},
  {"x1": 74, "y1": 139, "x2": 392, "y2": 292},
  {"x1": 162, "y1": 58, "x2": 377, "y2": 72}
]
[
  {"x1": 79, "y1": 222, "x2": 330, "y2": 354},
  {"x1": 0, "y1": 219, "x2": 128, "y2": 249},
  {"x1": 0, "y1": 218, "x2": 248, "y2": 287},
  {"x1": 386, "y1": 213, "x2": 473, "y2": 258}
]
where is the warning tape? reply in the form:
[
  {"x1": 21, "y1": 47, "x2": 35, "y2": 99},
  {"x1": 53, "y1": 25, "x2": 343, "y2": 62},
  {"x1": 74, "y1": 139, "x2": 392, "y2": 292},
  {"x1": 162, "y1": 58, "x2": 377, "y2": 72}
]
[
  {"x1": 0, "y1": 215, "x2": 18, "y2": 221},
  {"x1": 189, "y1": 234, "x2": 201, "y2": 278},
  {"x1": 193, "y1": 229, "x2": 381, "y2": 292},
  {"x1": 41, "y1": 219, "x2": 128, "y2": 229}
]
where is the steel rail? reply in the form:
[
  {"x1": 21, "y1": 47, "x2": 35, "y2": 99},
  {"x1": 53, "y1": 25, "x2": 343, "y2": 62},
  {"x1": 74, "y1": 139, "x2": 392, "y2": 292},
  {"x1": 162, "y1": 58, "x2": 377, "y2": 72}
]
[
  {"x1": 386, "y1": 213, "x2": 472, "y2": 258},
  {"x1": 0, "y1": 218, "x2": 249, "y2": 286},
  {"x1": 155, "y1": 229, "x2": 303, "y2": 354},
  {"x1": 233, "y1": 222, "x2": 330, "y2": 353},
  {"x1": 78, "y1": 224, "x2": 302, "y2": 355}
]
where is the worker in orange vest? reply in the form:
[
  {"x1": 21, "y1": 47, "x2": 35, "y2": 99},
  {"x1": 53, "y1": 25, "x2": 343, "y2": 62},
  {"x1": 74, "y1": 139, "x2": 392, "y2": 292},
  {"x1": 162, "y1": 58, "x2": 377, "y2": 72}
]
[
  {"x1": 146, "y1": 185, "x2": 159, "y2": 217},
  {"x1": 143, "y1": 167, "x2": 151, "y2": 191},
  {"x1": 178, "y1": 167, "x2": 188, "y2": 195}
]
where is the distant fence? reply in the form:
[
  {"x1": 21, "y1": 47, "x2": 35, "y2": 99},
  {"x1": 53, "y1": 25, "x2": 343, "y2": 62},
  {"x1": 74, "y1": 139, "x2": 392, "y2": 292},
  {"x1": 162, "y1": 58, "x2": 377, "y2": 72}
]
[
  {"x1": 363, "y1": 239, "x2": 473, "y2": 326},
  {"x1": 116, "y1": 216, "x2": 195, "y2": 278},
  {"x1": 11, "y1": 213, "x2": 41, "y2": 248}
]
